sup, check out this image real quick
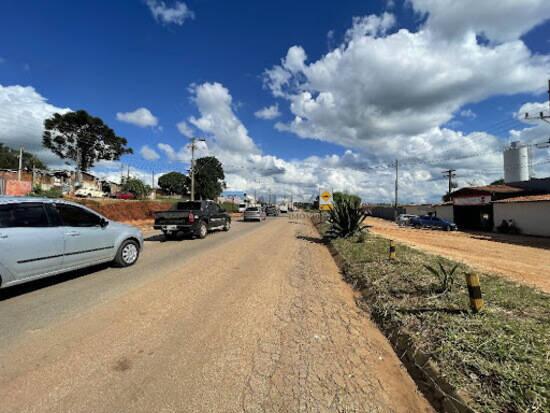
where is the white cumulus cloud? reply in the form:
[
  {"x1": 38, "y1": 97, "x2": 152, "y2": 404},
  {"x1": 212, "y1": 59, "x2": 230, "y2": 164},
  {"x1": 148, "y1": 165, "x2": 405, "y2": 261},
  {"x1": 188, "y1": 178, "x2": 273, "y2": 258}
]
[
  {"x1": 189, "y1": 82, "x2": 260, "y2": 154},
  {"x1": 116, "y1": 107, "x2": 158, "y2": 128},
  {"x1": 254, "y1": 104, "x2": 281, "y2": 120},
  {"x1": 146, "y1": 0, "x2": 194, "y2": 26},
  {"x1": 140, "y1": 145, "x2": 160, "y2": 161},
  {"x1": 409, "y1": 0, "x2": 550, "y2": 42},
  {"x1": 176, "y1": 120, "x2": 194, "y2": 137},
  {"x1": 0, "y1": 84, "x2": 71, "y2": 167}
]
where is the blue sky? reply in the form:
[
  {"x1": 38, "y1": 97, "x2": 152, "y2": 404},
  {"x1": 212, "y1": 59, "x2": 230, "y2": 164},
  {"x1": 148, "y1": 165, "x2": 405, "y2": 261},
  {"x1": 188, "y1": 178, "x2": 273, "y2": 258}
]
[{"x1": 1, "y1": 0, "x2": 550, "y2": 202}]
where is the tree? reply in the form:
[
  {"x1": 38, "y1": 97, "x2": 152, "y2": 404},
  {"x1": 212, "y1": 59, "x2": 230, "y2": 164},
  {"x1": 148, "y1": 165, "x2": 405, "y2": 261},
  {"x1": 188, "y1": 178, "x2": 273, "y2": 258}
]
[
  {"x1": 158, "y1": 172, "x2": 190, "y2": 196},
  {"x1": 490, "y1": 178, "x2": 505, "y2": 185},
  {"x1": 194, "y1": 156, "x2": 226, "y2": 200},
  {"x1": 43, "y1": 110, "x2": 132, "y2": 171},
  {"x1": 333, "y1": 191, "x2": 361, "y2": 205},
  {"x1": 122, "y1": 178, "x2": 150, "y2": 199},
  {"x1": 0, "y1": 143, "x2": 47, "y2": 170}
]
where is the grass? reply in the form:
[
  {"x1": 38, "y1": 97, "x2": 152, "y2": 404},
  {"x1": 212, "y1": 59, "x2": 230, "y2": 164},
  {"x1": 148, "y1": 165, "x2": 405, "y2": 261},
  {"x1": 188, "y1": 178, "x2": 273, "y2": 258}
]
[{"x1": 327, "y1": 230, "x2": 549, "y2": 413}]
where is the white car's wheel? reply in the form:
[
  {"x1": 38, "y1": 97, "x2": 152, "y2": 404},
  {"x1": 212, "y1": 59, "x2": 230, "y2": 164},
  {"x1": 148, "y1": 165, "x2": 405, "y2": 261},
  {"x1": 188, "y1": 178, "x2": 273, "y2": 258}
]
[{"x1": 114, "y1": 240, "x2": 140, "y2": 267}]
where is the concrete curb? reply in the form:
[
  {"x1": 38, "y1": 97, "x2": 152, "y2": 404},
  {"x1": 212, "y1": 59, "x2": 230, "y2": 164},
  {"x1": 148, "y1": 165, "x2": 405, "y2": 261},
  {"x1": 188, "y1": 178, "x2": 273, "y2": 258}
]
[{"x1": 314, "y1": 223, "x2": 476, "y2": 413}]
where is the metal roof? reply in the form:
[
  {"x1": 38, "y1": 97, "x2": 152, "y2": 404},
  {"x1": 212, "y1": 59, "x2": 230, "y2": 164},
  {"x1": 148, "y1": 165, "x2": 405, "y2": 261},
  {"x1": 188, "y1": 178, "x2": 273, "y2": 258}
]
[
  {"x1": 451, "y1": 184, "x2": 524, "y2": 198},
  {"x1": 493, "y1": 194, "x2": 550, "y2": 203}
]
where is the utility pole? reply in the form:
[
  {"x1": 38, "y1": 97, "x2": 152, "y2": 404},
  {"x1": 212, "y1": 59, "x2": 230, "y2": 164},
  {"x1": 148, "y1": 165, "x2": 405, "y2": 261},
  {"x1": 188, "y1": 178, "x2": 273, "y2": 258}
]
[
  {"x1": 394, "y1": 159, "x2": 399, "y2": 218},
  {"x1": 151, "y1": 170, "x2": 156, "y2": 200},
  {"x1": 524, "y1": 79, "x2": 550, "y2": 124},
  {"x1": 17, "y1": 147, "x2": 24, "y2": 181},
  {"x1": 120, "y1": 163, "x2": 124, "y2": 185},
  {"x1": 442, "y1": 169, "x2": 457, "y2": 197},
  {"x1": 127, "y1": 165, "x2": 130, "y2": 181},
  {"x1": 189, "y1": 137, "x2": 205, "y2": 201}
]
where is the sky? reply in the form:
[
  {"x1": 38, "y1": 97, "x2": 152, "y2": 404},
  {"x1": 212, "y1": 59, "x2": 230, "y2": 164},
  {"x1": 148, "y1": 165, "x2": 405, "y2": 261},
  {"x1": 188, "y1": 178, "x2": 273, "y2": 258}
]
[{"x1": 1, "y1": 0, "x2": 550, "y2": 203}]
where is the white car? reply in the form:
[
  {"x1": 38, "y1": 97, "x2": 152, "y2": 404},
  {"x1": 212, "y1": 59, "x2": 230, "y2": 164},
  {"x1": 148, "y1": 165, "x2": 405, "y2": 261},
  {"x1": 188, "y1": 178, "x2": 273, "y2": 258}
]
[
  {"x1": 238, "y1": 203, "x2": 247, "y2": 213},
  {"x1": 279, "y1": 205, "x2": 288, "y2": 213},
  {"x1": 0, "y1": 197, "x2": 144, "y2": 289},
  {"x1": 396, "y1": 214, "x2": 417, "y2": 227},
  {"x1": 75, "y1": 187, "x2": 105, "y2": 198}
]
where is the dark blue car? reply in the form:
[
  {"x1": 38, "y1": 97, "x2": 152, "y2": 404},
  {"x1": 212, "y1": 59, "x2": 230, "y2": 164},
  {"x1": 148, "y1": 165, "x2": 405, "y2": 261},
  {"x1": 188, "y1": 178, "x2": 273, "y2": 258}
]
[{"x1": 410, "y1": 215, "x2": 457, "y2": 231}]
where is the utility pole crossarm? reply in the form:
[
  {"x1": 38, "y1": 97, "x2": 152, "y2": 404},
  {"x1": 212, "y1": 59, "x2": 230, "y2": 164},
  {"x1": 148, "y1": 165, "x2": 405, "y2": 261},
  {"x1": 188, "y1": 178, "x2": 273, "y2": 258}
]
[{"x1": 442, "y1": 169, "x2": 457, "y2": 197}]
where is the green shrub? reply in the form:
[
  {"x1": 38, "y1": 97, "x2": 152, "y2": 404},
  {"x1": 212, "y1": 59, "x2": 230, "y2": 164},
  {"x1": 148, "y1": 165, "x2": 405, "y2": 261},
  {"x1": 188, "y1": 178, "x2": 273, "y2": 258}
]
[
  {"x1": 30, "y1": 185, "x2": 63, "y2": 199},
  {"x1": 327, "y1": 197, "x2": 368, "y2": 238}
]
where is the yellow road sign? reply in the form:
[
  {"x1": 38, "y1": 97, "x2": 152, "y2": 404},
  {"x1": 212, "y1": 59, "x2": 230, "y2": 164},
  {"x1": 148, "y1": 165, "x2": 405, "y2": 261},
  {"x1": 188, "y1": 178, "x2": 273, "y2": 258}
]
[{"x1": 321, "y1": 191, "x2": 331, "y2": 202}]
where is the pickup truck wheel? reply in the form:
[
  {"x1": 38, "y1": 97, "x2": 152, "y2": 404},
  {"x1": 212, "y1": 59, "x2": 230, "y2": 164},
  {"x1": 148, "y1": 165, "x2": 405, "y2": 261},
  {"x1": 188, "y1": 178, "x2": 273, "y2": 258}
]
[
  {"x1": 114, "y1": 239, "x2": 140, "y2": 267},
  {"x1": 164, "y1": 232, "x2": 177, "y2": 240},
  {"x1": 197, "y1": 221, "x2": 208, "y2": 239},
  {"x1": 223, "y1": 219, "x2": 231, "y2": 231}
]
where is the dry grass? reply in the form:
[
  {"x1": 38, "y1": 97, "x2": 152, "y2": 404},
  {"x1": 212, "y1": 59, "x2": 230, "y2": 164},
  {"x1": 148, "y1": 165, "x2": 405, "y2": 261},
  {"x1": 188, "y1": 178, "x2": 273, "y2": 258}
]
[{"x1": 329, "y1": 230, "x2": 549, "y2": 413}]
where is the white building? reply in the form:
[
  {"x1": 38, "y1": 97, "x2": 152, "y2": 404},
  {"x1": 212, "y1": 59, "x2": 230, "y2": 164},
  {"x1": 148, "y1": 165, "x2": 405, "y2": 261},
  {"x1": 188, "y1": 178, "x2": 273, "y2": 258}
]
[{"x1": 493, "y1": 195, "x2": 550, "y2": 237}]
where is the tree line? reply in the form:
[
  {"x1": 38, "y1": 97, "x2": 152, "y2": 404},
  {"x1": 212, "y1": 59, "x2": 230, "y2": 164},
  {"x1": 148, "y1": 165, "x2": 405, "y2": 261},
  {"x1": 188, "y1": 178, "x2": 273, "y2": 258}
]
[{"x1": 1, "y1": 109, "x2": 225, "y2": 200}]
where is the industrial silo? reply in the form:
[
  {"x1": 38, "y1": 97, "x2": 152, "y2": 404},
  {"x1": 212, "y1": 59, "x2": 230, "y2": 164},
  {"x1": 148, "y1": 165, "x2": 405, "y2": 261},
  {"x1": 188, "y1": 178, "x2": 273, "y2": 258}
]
[{"x1": 503, "y1": 141, "x2": 530, "y2": 183}]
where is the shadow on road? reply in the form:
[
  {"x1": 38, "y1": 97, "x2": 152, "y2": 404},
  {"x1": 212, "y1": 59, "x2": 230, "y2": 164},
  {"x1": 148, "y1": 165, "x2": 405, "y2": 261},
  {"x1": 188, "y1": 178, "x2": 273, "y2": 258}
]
[
  {"x1": 0, "y1": 263, "x2": 111, "y2": 301},
  {"x1": 296, "y1": 235, "x2": 326, "y2": 245},
  {"x1": 144, "y1": 233, "x2": 169, "y2": 242}
]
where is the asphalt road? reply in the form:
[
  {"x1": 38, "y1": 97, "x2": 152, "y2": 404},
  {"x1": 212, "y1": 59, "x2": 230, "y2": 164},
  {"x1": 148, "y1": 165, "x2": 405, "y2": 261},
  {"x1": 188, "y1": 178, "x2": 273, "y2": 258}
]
[
  {"x1": 0, "y1": 217, "x2": 432, "y2": 413},
  {"x1": 0, "y1": 219, "x2": 262, "y2": 350}
]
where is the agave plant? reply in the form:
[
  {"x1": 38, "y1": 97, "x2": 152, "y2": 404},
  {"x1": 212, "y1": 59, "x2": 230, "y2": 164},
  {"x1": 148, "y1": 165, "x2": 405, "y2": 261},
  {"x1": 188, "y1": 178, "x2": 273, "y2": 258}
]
[
  {"x1": 424, "y1": 261, "x2": 460, "y2": 294},
  {"x1": 327, "y1": 197, "x2": 368, "y2": 238}
]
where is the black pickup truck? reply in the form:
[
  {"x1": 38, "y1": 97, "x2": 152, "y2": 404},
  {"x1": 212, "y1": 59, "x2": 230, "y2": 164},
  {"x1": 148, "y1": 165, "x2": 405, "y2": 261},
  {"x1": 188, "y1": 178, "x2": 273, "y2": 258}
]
[{"x1": 153, "y1": 200, "x2": 231, "y2": 240}]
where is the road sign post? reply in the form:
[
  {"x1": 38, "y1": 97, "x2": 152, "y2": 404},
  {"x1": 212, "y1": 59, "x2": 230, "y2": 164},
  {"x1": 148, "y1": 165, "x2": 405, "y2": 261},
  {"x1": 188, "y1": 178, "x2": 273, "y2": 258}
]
[{"x1": 319, "y1": 189, "x2": 333, "y2": 211}]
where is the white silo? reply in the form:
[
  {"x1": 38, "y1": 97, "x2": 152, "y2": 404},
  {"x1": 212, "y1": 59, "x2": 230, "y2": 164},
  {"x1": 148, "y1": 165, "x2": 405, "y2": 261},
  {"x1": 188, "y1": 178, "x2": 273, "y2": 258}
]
[{"x1": 503, "y1": 141, "x2": 530, "y2": 183}]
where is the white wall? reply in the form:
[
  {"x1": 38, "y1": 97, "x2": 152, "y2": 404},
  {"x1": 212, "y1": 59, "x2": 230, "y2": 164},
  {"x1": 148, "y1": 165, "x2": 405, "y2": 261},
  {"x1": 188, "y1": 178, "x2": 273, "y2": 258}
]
[
  {"x1": 435, "y1": 204, "x2": 454, "y2": 222},
  {"x1": 493, "y1": 201, "x2": 550, "y2": 237}
]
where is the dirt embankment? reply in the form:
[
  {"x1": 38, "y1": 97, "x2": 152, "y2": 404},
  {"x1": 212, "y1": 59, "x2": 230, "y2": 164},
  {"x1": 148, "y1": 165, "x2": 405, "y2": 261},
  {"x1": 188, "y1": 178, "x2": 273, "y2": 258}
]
[{"x1": 74, "y1": 199, "x2": 173, "y2": 226}]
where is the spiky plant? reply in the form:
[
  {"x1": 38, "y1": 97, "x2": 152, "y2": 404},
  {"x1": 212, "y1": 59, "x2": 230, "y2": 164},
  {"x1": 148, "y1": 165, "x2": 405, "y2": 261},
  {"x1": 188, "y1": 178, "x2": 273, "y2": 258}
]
[
  {"x1": 424, "y1": 261, "x2": 460, "y2": 294},
  {"x1": 327, "y1": 197, "x2": 368, "y2": 238}
]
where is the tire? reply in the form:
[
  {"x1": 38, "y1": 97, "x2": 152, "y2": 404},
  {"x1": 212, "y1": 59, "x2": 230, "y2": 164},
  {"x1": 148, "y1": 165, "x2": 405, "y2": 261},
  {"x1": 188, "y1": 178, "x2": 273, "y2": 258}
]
[
  {"x1": 114, "y1": 239, "x2": 140, "y2": 267},
  {"x1": 223, "y1": 219, "x2": 231, "y2": 231},
  {"x1": 197, "y1": 221, "x2": 208, "y2": 239},
  {"x1": 164, "y1": 231, "x2": 177, "y2": 240}
]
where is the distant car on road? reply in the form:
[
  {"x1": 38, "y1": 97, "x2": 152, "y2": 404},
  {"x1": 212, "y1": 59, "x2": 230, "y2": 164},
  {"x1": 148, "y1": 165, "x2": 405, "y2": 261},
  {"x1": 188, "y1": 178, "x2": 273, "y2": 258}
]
[
  {"x1": 153, "y1": 200, "x2": 231, "y2": 240},
  {"x1": 266, "y1": 205, "x2": 279, "y2": 216},
  {"x1": 410, "y1": 215, "x2": 457, "y2": 231},
  {"x1": 115, "y1": 192, "x2": 135, "y2": 200},
  {"x1": 396, "y1": 214, "x2": 417, "y2": 227},
  {"x1": 238, "y1": 203, "x2": 247, "y2": 213},
  {"x1": 75, "y1": 187, "x2": 105, "y2": 198},
  {"x1": 279, "y1": 205, "x2": 288, "y2": 213},
  {"x1": 243, "y1": 206, "x2": 266, "y2": 222},
  {"x1": 0, "y1": 197, "x2": 144, "y2": 289}
]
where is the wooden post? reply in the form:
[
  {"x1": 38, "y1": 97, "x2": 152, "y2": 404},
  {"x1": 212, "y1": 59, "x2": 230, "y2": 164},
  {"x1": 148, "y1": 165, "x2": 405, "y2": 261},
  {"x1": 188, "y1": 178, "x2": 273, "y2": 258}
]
[
  {"x1": 389, "y1": 240, "x2": 396, "y2": 260},
  {"x1": 465, "y1": 273, "x2": 484, "y2": 313}
]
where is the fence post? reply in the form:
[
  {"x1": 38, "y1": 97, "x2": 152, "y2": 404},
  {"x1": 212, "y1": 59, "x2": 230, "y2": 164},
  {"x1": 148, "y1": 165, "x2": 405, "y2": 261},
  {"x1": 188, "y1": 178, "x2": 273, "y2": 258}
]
[
  {"x1": 389, "y1": 240, "x2": 396, "y2": 260},
  {"x1": 465, "y1": 273, "x2": 484, "y2": 313}
]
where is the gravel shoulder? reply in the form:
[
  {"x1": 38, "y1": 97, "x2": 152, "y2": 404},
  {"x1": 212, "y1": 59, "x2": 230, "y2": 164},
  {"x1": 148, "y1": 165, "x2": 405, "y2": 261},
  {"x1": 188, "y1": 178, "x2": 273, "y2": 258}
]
[
  {"x1": 368, "y1": 217, "x2": 550, "y2": 293},
  {"x1": 0, "y1": 217, "x2": 431, "y2": 413}
]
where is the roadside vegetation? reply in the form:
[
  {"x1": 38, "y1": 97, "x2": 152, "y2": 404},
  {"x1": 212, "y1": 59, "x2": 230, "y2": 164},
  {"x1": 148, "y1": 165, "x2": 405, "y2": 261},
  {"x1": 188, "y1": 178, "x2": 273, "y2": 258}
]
[{"x1": 324, "y1": 226, "x2": 549, "y2": 412}]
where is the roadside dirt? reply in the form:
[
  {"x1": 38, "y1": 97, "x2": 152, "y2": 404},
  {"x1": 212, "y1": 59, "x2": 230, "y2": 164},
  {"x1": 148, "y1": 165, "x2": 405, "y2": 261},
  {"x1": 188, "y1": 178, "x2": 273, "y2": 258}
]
[
  {"x1": 0, "y1": 217, "x2": 431, "y2": 413},
  {"x1": 75, "y1": 198, "x2": 173, "y2": 222},
  {"x1": 368, "y1": 217, "x2": 550, "y2": 293}
]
